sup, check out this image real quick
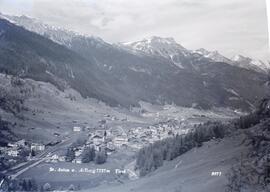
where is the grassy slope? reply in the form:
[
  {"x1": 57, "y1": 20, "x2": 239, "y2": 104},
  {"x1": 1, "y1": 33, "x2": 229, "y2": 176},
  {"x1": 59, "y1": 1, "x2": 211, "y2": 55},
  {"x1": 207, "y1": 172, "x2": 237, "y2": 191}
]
[
  {"x1": 84, "y1": 133, "x2": 247, "y2": 192},
  {"x1": 0, "y1": 74, "x2": 144, "y2": 143}
]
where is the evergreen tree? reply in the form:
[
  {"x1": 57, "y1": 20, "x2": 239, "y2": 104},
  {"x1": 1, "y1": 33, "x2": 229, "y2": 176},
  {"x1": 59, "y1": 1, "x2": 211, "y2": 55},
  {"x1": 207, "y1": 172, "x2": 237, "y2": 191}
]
[
  {"x1": 31, "y1": 149, "x2": 35, "y2": 157},
  {"x1": 65, "y1": 147, "x2": 75, "y2": 162},
  {"x1": 81, "y1": 147, "x2": 95, "y2": 163},
  {"x1": 94, "y1": 149, "x2": 107, "y2": 164}
]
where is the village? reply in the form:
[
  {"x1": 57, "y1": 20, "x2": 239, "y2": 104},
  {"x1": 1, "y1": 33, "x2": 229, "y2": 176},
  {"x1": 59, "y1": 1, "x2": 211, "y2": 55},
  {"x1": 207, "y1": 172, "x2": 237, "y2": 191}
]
[
  {"x1": 0, "y1": 139, "x2": 46, "y2": 171},
  {"x1": 60, "y1": 118, "x2": 191, "y2": 165},
  {"x1": 0, "y1": 116, "x2": 192, "y2": 170}
]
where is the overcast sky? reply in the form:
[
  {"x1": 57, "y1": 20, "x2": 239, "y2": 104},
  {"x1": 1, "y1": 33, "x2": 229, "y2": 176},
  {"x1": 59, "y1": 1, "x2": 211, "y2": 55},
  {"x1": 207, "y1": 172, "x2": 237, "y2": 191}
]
[{"x1": 0, "y1": 0, "x2": 269, "y2": 61}]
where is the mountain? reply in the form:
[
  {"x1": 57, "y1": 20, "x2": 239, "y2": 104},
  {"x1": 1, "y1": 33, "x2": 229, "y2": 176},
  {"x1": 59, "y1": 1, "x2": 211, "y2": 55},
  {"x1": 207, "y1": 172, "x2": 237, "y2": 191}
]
[
  {"x1": 121, "y1": 37, "x2": 270, "y2": 74},
  {"x1": 121, "y1": 36, "x2": 192, "y2": 68},
  {"x1": 194, "y1": 48, "x2": 232, "y2": 64},
  {"x1": 231, "y1": 54, "x2": 269, "y2": 73},
  {"x1": 119, "y1": 36, "x2": 223, "y2": 71},
  {"x1": 0, "y1": 18, "x2": 139, "y2": 107},
  {"x1": 1, "y1": 13, "x2": 269, "y2": 73},
  {"x1": 0, "y1": 16, "x2": 268, "y2": 111},
  {"x1": 194, "y1": 48, "x2": 269, "y2": 73},
  {"x1": 0, "y1": 13, "x2": 106, "y2": 48}
]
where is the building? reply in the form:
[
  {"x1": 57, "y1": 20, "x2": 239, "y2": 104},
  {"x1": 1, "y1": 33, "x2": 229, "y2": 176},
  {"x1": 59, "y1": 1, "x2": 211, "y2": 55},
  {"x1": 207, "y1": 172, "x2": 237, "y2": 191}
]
[
  {"x1": 8, "y1": 150, "x2": 19, "y2": 157},
  {"x1": 7, "y1": 143, "x2": 18, "y2": 148},
  {"x1": 92, "y1": 130, "x2": 105, "y2": 146},
  {"x1": 53, "y1": 133, "x2": 60, "y2": 137},
  {"x1": 93, "y1": 135, "x2": 103, "y2": 145},
  {"x1": 16, "y1": 139, "x2": 26, "y2": 147},
  {"x1": 58, "y1": 156, "x2": 66, "y2": 162},
  {"x1": 31, "y1": 143, "x2": 45, "y2": 151},
  {"x1": 95, "y1": 130, "x2": 106, "y2": 137},
  {"x1": 113, "y1": 137, "x2": 128, "y2": 147},
  {"x1": 106, "y1": 142, "x2": 116, "y2": 155},
  {"x1": 93, "y1": 144, "x2": 101, "y2": 152},
  {"x1": 73, "y1": 126, "x2": 81, "y2": 132},
  {"x1": 75, "y1": 149, "x2": 83, "y2": 157},
  {"x1": 73, "y1": 158, "x2": 82, "y2": 164},
  {"x1": 50, "y1": 154, "x2": 59, "y2": 163}
]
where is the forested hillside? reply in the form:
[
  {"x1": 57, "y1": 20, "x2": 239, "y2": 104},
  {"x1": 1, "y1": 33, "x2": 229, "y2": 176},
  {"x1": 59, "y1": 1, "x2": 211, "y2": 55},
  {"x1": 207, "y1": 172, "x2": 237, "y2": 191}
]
[
  {"x1": 136, "y1": 121, "x2": 230, "y2": 176},
  {"x1": 136, "y1": 98, "x2": 270, "y2": 191}
]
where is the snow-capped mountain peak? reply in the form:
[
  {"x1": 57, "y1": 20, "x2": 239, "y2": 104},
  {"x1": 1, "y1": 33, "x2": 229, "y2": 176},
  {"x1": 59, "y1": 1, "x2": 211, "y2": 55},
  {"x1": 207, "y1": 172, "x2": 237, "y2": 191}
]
[
  {"x1": 195, "y1": 48, "x2": 211, "y2": 56},
  {"x1": 194, "y1": 48, "x2": 232, "y2": 64},
  {"x1": 231, "y1": 54, "x2": 249, "y2": 62},
  {"x1": 231, "y1": 54, "x2": 269, "y2": 73},
  {"x1": 121, "y1": 36, "x2": 191, "y2": 68},
  {"x1": 122, "y1": 36, "x2": 188, "y2": 56},
  {"x1": 142, "y1": 36, "x2": 178, "y2": 45},
  {"x1": 0, "y1": 12, "x2": 106, "y2": 48}
]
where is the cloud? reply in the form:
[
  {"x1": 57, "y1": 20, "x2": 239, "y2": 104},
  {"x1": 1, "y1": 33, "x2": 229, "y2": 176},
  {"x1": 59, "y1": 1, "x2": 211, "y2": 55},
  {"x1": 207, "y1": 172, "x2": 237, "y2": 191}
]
[{"x1": 0, "y1": 0, "x2": 268, "y2": 60}]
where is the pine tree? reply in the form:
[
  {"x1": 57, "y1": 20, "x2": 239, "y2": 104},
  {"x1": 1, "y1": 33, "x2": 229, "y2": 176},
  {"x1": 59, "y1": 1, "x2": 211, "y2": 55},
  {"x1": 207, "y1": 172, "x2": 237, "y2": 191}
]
[
  {"x1": 94, "y1": 149, "x2": 107, "y2": 164},
  {"x1": 65, "y1": 147, "x2": 75, "y2": 162},
  {"x1": 82, "y1": 147, "x2": 95, "y2": 163}
]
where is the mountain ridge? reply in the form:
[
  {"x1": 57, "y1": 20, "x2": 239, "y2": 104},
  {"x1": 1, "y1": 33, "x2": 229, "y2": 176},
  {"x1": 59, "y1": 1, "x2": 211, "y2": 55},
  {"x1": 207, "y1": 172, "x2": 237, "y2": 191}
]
[
  {"x1": 0, "y1": 16, "x2": 268, "y2": 111},
  {"x1": 1, "y1": 12, "x2": 268, "y2": 74}
]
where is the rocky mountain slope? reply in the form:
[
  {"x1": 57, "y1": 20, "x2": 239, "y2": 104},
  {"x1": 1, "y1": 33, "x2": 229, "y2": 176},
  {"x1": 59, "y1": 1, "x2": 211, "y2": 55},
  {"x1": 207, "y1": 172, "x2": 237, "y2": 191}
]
[
  {"x1": 2, "y1": 13, "x2": 269, "y2": 74},
  {"x1": 123, "y1": 37, "x2": 269, "y2": 74},
  {"x1": 194, "y1": 48, "x2": 232, "y2": 64},
  {"x1": 231, "y1": 54, "x2": 269, "y2": 74}
]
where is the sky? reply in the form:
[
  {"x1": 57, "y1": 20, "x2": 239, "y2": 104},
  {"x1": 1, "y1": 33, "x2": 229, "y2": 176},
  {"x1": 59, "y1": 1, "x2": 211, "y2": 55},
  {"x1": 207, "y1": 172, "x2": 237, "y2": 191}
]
[{"x1": 0, "y1": 0, "x2": 269, "y2": 61}]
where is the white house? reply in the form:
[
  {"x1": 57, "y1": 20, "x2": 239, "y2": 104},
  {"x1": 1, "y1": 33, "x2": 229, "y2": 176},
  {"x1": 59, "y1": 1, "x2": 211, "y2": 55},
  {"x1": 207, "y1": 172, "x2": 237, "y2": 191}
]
[
  {"x1": 50, "y1": 154, "x2": 59, "y2": 163},
  {"x1": 31, "y1": 143, "x2": 45, "y2": 151},
  {"x1": 16, "y1": 139, "x2": 26, "y2": 147},
  {"x1": 7, "y1": 143, "x2": 18, "y2": 148},
  {"x1": 113, "y1": 137, "x2": 128, "y2": 147},
  {"x1": 92, "y1": 135, "x2": 104, "y2": 146},
  {"x1": 73, "y1": 126, "x2": 81, "y2": 132},
  {"x1": 73, "y1": 158, "x2": 82, "y2": 164},
  {"x1": 58, "y1": 156, "x2": 66, "y2": 162},
  {"x1": 75, "y1": 149, "x2": 83, "y2": 157},
  {"x1": 8, "y1": 150, "x2": 19, "y2": 157}
]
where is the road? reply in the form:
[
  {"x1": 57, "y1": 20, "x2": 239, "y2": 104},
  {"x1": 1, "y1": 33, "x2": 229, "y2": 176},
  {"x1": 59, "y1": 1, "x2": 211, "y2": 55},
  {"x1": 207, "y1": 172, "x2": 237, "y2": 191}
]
[
  {"x1": 3, "y1": 134, "x2": 77, "y2": 180},
  {"x1": 3, "y1": 130, "x2": 140, "y2": 182}
]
